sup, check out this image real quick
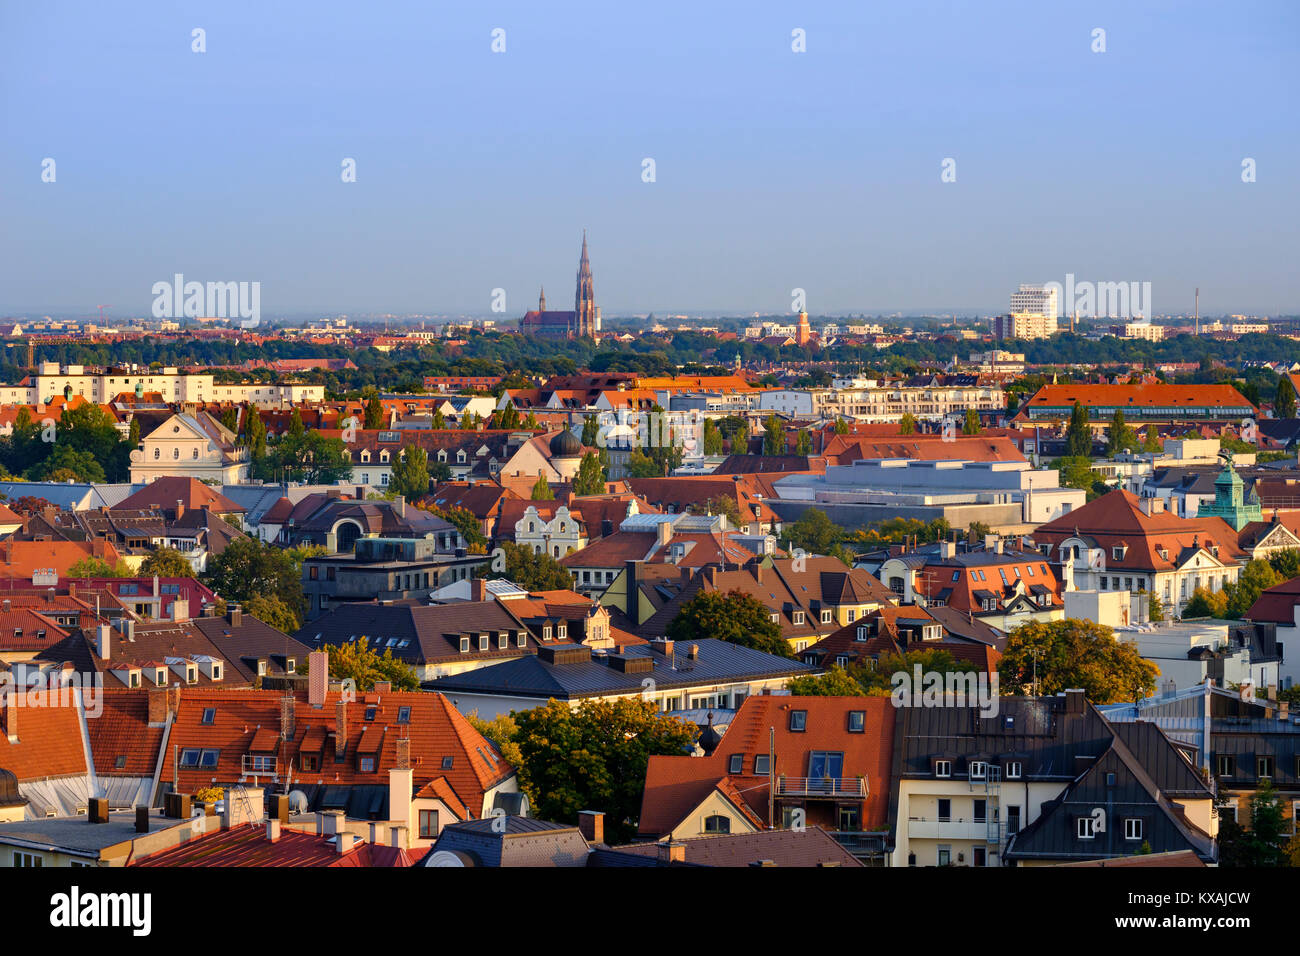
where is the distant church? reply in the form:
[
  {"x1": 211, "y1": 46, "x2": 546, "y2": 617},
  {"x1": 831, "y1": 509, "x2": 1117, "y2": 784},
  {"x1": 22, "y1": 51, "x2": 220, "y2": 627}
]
[{"x1": 520, "y1": 232, "x2": 599, "y2": 339}]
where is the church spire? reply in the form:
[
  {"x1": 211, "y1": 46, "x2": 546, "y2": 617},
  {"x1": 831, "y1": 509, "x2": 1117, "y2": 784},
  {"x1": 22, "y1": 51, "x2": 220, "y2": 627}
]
[
  {"x1": 538, "y1": 285, "x2": 546, "y2": 311},
  {"x1": 574, "y1": 230, "x2": 596, "y2": 338}
]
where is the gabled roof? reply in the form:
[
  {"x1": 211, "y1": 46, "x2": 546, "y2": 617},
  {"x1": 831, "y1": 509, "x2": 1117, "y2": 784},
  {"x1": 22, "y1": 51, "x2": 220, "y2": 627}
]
[{"x1": 117, "y1": 477, "x2": 245, "y2": 515}]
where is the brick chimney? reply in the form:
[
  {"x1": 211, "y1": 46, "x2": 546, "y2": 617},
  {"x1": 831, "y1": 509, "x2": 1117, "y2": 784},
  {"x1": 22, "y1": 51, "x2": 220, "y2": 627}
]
[
  {"x1": 228, "y1": 604, "x2": 242, "y2": 627},
  {"x1": 471, "y1": 577, "x2": 487, "y2": 602},
  {"x1": 308, "y1": 650, "x2": 328, "y2": 707},
  {"x1": 657, "y1": 841, "x2": 686, "y2": 864},
  {"x1": 171, "y1": 597, "x2": 189, "y2": 623},
  {"x1": 175, "y1": 499, "x2": 185, "y2": 521},
  {"x1": 335, "y1": 698, "x2": 348, "y2": 759},
  {"x1": 577, "y1": 810, "x2": 604, "y2": 845},
  {"x1": 658, "y1": 520, "x2": 673, "y2": 547},
  {"x1": 266, "y1": 819, "x2": 281, "y2": 843}
]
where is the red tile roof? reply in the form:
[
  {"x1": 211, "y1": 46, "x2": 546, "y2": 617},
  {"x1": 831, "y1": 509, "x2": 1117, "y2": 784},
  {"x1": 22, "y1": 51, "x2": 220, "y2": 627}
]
[
  {"x1": 638, "y1": 695, "x2": 894, "y2": 836},
  {"x1": 133, "y1": 823, "x2": 415, "y2": 866}
]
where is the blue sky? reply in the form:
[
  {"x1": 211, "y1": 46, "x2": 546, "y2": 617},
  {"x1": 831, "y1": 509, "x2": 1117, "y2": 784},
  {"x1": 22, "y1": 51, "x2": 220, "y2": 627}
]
[{"x1": 1, "y1": 0, "x2": 1296, "y2": 318}]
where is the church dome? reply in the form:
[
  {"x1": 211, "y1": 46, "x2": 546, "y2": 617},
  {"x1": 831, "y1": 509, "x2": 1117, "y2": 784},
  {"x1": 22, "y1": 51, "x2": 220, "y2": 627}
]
[{"x1": 549, "y1": 430, "x2": 583, "y2": 458}]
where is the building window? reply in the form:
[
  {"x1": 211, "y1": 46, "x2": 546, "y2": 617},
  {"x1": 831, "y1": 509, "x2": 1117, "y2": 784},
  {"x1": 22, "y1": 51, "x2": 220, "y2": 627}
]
[
  {"x1": 459, "y1": 637, "x2": 470, "y2": 653},
  {"x1": 754, "y1": 754, "x2": 770, "y2": 775},
  {"x1": 934, "y1": 760, "x2": 952, "y2": 778},
  {"x1": 359, "y1": 756, "x2": 376, "y2": 773},
  {"x1": 419, "y1": 809, "x2": 439, "y2": 839},
  {"x1": 969, "y1": 760, "x2": 987, "y2": 780},
  {"x1": 937, "y1": 845, "x2": 952, "y2": 866},
  {"x1": 1216, "y1": 754, "x2": 1234, "y2": 777},
  {"x1": 729, "y1": 754, "x2": 743, "y2": 774},
  {"x1": 704, "y1": 814, "x2": 731, "y2": 834},
  {"x1": 821, "y1": 609, "x2": 832, "y2": 623},
  {"x1": 1124, "y1": 818, "x2": 1143, "y2": 841},
  {"x1": 1077, "y1": 816, "x2": 1096, "y2": 840},
  {"x1": 1258, "y1": 756, "x2": 1274, "y2": 779},
  {"x1": 442, "y1": 756, "x2": 453, "y2": 770},
  {"x1": 12, "y1": 852, "x2": 42, "y2": 867},
  {"x1": 847, "y1": 711, "x2": 865, "y2": 733},
  {"x1": 201, "y1": 707, "x2": 216, "y2": 725},
  {"x1": 1005, "y1": 761, "x2": 1022, "y2": 780},
  {"x1": 789, "y1": 710, "x2": 807, "y2": 732}
]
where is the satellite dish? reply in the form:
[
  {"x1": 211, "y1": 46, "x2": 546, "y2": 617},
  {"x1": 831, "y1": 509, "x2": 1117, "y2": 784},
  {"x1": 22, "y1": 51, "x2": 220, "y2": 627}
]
[
  {"x1": 288, "y1": 790, "x2": 309, "y2": 814},
  {"x1": 426, "y1": 850, "x2": 473, "y2": 867}
]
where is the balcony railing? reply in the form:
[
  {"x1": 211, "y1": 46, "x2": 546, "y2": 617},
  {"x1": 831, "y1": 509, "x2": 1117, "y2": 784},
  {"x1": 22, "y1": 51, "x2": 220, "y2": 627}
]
[{"x1": 776, "y1": 776, "x2": 867, "y2": 798}]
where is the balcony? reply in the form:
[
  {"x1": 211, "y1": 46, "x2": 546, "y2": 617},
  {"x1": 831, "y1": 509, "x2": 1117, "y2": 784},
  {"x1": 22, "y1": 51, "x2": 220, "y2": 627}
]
[
  {"x1": 775, "y1": 776, "x2": 867, "y2": 799},
  {"x1": 907, "y1": 816, "x2": 994, "y2": 841}
]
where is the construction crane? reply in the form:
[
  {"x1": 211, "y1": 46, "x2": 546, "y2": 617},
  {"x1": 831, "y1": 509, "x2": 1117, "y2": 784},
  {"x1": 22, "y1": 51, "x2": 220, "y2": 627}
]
[{"x1": 95, "y1": 304, "x2": 111, "y2": 323}]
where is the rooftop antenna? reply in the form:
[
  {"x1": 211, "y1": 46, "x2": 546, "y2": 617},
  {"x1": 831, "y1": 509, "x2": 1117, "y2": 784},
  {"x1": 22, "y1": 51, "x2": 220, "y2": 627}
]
[
  {"x1": 96, "y1": 305, "x2": 111, "y2": 323},
  {"x1": 1194, "y1": 288, "x2": 1199, "y2": 335}
]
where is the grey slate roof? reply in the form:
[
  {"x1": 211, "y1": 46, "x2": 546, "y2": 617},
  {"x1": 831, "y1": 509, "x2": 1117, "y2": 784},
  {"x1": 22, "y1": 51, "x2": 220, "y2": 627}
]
[{"x1": 423, "y1": 638, "x2": 815, "y2": 700}]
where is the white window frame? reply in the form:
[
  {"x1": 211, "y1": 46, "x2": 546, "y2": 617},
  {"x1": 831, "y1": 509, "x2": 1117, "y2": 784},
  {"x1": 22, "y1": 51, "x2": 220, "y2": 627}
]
[{"x1": 1124, "y1": 818, "x2": 1143, "y2": 841}]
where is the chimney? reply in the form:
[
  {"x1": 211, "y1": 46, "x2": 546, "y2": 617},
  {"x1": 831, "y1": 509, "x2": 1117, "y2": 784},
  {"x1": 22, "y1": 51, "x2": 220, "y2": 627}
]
[
  {"x1": 389, "y1": 765, "x2": 413, "y2": 833},
  {"x1": 336, "y1": 830, "x2": 358, "y2": 855},
  {"x1": 164, "y1": 792, "x2": 191, "y2": 819},
  {"x1": 147, "y1": 686, "x2": 176, "y2": 726},
  {"x1": 395, "y1": 736, "x2": 411, "y2": 770},
  {"x1": 394, "y1": 495, "x2": 405, "y2": 518},
  {"x1": 88, "y1": 798, "x2": 110, "y2": 824},
  {"x1": 308, "y1": 650, "x2": 329, "y2": 707},
  {"x1": 335, "y1": 699, "x2": 348, "y2": 759},
  {"x1": 228, "y1": 604, "x2": 242, "y2": 627},
  {"x1": 389, "y1": 825, "x2": 407, "y2": 849},
  {"x1": 471, "y1": 577, "x2": 487, "y2": 602},
  {"x1": 267, "y1": 819, "x2": 281, "y2": 843},
  {"x1": 135, "y1": 806, "x2": 150, "y2": 833},
  {"x1": 657, "y1": 841, "x2": 686, "y2": 864},
  {"x1": 577, "y1": 810, "x2": 605, "y2": 845},
  {"x1": 96, "y1": 623, "x2": 112, "y2": 660},
  {"x1": 175, "y1": 499, "x2": 184, "y2": 521},
  {"x1": 171, "y1": 597, "x2": 189, "y2": 623},
  {"x1": 153, "y1": 575, "x2": 160, "y2": 598},
  {"x1": 658, "y1": 520, "x2": 673, "y2": 547},
  {"x1": 321, "y1": 809, "x2": 343, "y2": 837},
  {"x1": 269, "y1": 793, "x2": 290, "y2": 822},
  {"x1": 373, "y1": 680, "x2": 392, "y2": 696}
]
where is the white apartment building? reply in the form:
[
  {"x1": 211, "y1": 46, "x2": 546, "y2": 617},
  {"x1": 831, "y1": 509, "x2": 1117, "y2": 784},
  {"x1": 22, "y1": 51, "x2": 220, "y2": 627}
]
[
  {"x1": 0, "y1": 363, "x2": 323, "y2": 408},
  {"x1": 1009, "y1": 284, "x2": 1059, "y2": 319},
  {"x1": 759, "y1": 382, "x2": 1005, "y2": 424},
  {"x1": 993, "y1": 312, "x2": 1057, "y2": 340},
  {"x1": 1122, "y1": 321, "x2": 1165, "y2": 342}
]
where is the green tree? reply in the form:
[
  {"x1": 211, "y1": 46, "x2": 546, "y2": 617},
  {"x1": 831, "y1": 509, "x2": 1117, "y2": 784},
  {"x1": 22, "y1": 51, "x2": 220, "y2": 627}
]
[
  {"x1": 1142, "y1": 589, "x2": 1165, "y2": 623},
  {"x1": 1181, "y1": 586, "x2": 1228, "y2": 619},
  {"x1": 572, "y1": 452, "x2": 606, "y2": 496},
  {"x1": 702, "y1": 418, "x2": 724, "y2": 456},
  {"x1": 1140, "y1": 424, "x2": 1162, "y2": 453},
  {"x1": 666, "y1": 589, "x2": 791, "y2": 657},
  {"x1": 962, "y1": 408, "x2": 981, "y2": 435},
  {"x1": 794, "y1": 429, "x2": 813, "y2": 456},
  {"x1": 530, "y1": 474, "x2": 555, "y2": 500},
  {"x1": 581, "y1": 415, "x2": 600, "y2": 447},
  {"x1": 305, "y1": 641, "x2": 419, "y2": 691},
  {"x1": 1065, "y1": 402, "x2": 1093, "y2": 457},
  {"x1": 834, "y1": 417, "x2": 850, "y2": 435},
  {"x1": 786, "y1": 664, "x2": 866, "y2": 696},
  {"x1": 1277, "y1": 376, "x2": 1297, "y2": 420},
  {"x1": 67, "y1": 556, "x2": 128, "y2": 578},
  {"x1": 763, "y1": 414, "x2": 785, "y2": 456},
  {"x1": 998, "y1": 619, "x2": 1160, "y2": 703},
  {"x1": 267, "y1": 431, "x2": 352, "y2": 483},
  {"x1": 1222, "y1": 559, "x2": 1281, "y2": 618},
  {"x1": 1268, "y1": 548, "x2": 1300, "y2": 581},
  {"x1": 26, "y1": 445, "x2": 106, "y2": 483},
  {"x1": 482, "y1": 541, "x2": 573, "y2": 590},
  {"x1": 898, "y1": 413, "x2": 917, "y2": 435},
  {"x1": 140, "y1": 547, "x2": 196, "y2": 578},
  {"x1": 431, "y1": 408, "x2": 446, "y2": 430},
  {"x1": 485, "y1": 698, "x2": 698, "y2": 843},
  {"x1": 495, "y1": 404, "x2": 521, "y2": 430},
  {"x1": 364, "y1": 394, "x2": 385, "y2": 429},
  {"x1": 244, "y1": 594, "x2": 303, "y2": 634},
  {"x1": 424, "y1": 504, "x2": 487, "y2": 548},
  {"x1": 1107, "y1": 408, "x2": 1137, "y2": 456},
  {"x1": 690, "y1": 494, "x2": 741, "y2": 527},
  {"x1": 204, "y1": 537, "x2": 305, "y2": 622},
  {"x1": 390, "y1": 443, "x2": 430, "y2": 500},
  {"x1": 784, "y1": 507, "x2": 841, "y2": 555}
]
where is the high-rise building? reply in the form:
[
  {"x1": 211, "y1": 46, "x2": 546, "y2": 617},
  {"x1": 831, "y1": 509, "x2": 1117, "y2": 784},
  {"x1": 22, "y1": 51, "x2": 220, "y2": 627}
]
[
  {"x1": 1010, "y1": 284, "x2": 1059, "y2": 319},
  {"x1": 993, "y1": 312, "x2": 1057, "y2": 340}
]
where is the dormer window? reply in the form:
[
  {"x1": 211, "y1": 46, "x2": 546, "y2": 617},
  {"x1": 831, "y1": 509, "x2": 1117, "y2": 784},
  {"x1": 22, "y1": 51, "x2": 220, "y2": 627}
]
[
  {"x1": 286, "y1": 659, "x2": 295, "y2": 674},
  {"x1": 969, "y1": 760, "x2": 987, "y2": 780},
  {"x1": 1113, "y1": 545, "x2": 1127, "y2": 560},
  {"x1": 1005, "y1": 761, "x2": 1022, "y2": 779},
  {"x1": 479, "y1": 634, "x2": 489, "y2": 651},
  {"x1": 557, "y1": 624, "x2": 567, "y2": 639},
  {"x1": 769, "y1": 613, "x2": 779, "y2": 624},
  {"x1": 934, "y1": 760, "x2": 952, "y2": 778},
  {"x1": 516, "y1": 632, "x2": 527, "y2": 648},
  {"x1": 186, "y1": 666, "x2": 197, "y2": 684},
  {"x1": 459, "y1": 636, "x2": 470, "y2": 653},
  {"x1": 856, "y1": 626, "x2": 868, "y2": 641},
  {"x1": 821, "y1": 610, "x2": 832, "y2": 624},
  {"x1": 543, "y1": 626, "x2": 552, "y2": 641},
  {"x1": 792, "y1": 611, "x2": 805, "y2": 625}
]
